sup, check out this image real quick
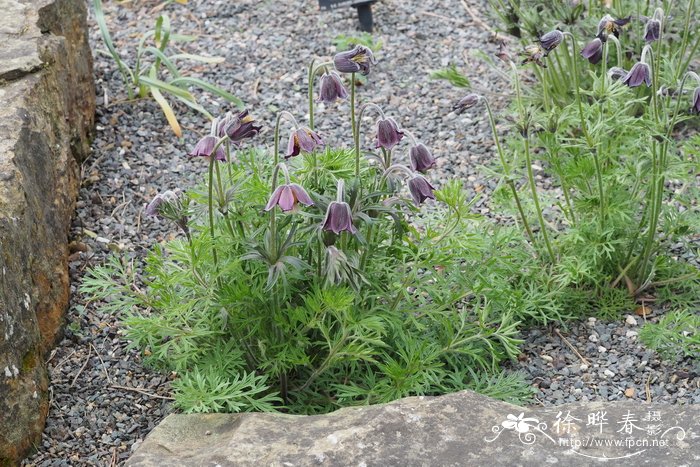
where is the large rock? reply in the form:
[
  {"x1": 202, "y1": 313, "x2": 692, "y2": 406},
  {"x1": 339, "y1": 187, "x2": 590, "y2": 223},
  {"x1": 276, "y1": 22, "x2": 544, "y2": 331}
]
[
  {"x1": 127, "y1": 390, "x2": 699, "y2": 466},
  {"x1": 0, "y1": 0, "x2": 94, "y2": 463}
]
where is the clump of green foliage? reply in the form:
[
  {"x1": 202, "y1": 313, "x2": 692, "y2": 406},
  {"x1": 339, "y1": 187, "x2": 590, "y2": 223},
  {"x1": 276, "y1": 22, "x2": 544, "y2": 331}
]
[
  {"x1": 454, "y1": 0, "x2": 700, "y2": 349},
  {"x1": 430, "y1": 64, "x2": 471, "y2": 88},
  {"x1": 82, "y1": 47, "x2": 543, "y2": 414},
  {"x1": 93, "y1": 0, "x2": 242, "y2": 136},
  {"x1": 640, "y1": 310, "x2": 700, "y2": 360}
]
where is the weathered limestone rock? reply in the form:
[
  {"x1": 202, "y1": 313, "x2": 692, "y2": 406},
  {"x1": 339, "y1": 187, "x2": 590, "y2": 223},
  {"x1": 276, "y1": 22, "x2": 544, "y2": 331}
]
[
  {"x1": 0, "y1": 0, "x2": 94, "y2": 463},
  {"x1": 128, "y1": 390, "x2": 700, "y2": 466}
]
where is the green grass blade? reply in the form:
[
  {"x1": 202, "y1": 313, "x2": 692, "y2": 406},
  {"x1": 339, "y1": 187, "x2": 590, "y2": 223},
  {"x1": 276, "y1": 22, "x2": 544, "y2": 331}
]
[{"x1": 169, "y1": 77, "x2": 244, "y2": 108}]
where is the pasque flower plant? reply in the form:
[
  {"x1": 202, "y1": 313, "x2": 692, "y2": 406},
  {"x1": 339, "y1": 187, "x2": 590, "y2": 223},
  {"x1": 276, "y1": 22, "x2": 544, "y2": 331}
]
[
  {"x1": 463, "y1": 1, "x2": 700, "y2": 304},
  {"x1": 83, "y1": 43, "x2": 535, "y2": 415}
]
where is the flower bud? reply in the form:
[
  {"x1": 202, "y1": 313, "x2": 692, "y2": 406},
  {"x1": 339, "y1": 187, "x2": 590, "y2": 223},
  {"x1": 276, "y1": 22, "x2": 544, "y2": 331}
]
[
  {"x1": 622, "y1": 62, "x2": 651, "y2": 88},
  {"x1": 539, "y1": 30, "x2": 564, "y2": 52},
  {"x1": 318, "y1": 71, "x2": 348, "y2": 103},
  {"x1": 322, "y1": 201, "x2": 357, "y2": 234},
  {"x1": 408, "y1": 174, "x2": 436, "y2": 206},
  {"x1": 453, "y1": 94, "x2": 480, "y2": 114},
  {"x1": 375, "y1": 117, "x2": 404, "y2": 150},
  {"x1": 644, "y1": 8, "x2": 664, "y2": 42},
  {"x1": 409, "y1": 144, "x2": 436, "y2": 173},
  {"x1": 691, "y1": 87, "x2": 700, "y2": 114},
  {"x1": 581, "y1": 38, "x2": 604, "y2": 64},
  {"x1": 145, "y1": 190, "x2": 180, "y2": 217}
]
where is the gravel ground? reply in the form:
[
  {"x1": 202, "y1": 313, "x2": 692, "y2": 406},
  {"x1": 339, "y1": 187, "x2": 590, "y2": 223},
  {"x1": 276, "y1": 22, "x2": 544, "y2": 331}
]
[
  {"x1": 508, "y1": 316, "x2": 700, "y2": 408},
  {"x1": 22, "y1": 0, "x2": 698, "y2": 465}
]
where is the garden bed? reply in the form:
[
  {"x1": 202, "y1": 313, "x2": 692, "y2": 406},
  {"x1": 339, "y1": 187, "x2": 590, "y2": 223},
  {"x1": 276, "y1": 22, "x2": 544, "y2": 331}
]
[{"x1": 24, "y1": 0, "x2": 699, "y2": 464}]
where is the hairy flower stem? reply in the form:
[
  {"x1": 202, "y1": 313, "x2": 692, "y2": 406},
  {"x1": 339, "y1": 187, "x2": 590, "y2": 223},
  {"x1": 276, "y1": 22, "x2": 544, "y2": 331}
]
[
  {"x1": 360, "y1": 223, "x2": 374, "y2": 269},
  {"x1": 535, "y1": 67, "x2": 550, "y2": 114},
  {"x1": 213, "y1": 161, "x2": 235, "y2": 238},
  {"x1": 268, "y1": 164, "x2": 282, "y2": 262},
  {"x1": 224, "y1": 141, "x2": 246, "y2": 238},
  {"x1": 207, "y1": 156, "x2": 220, "y2": 276},
  {"x1": 351, "y1": 73, "x2": 360, "y2": 178},
  {"x1": 601, "y1": 42, "x2": 608, "y2": 96},
  {"x1": 677, "y1": 0, "x2": 696, "y2": 79},
  {"x1": 563, "y1": 34, "x2": 594, "y2": 148},
  {"x1": 512, "y1": 67, "x2": 555, "y2": 261},
  {"x1": 523, "y1": 137, "x2": 556, "y2": 263},
  {"x1": 308, "y1": 59, "x2": 319, "y2": 187},
  {"x1": 273, "y1": 111, "x2": 300, "y2": 165},
  {"x1": 608, "y1": 36, "x2": 623, "y2": 68},
  {"x1": 483, "y1": 98, "x2": 536, "y2": 246},
  {"x1": 639, "y1": 47, "x2": 663, "y2": 282},
  {"x1": 565, "y1": 34, "x2": 605, "y2": 229},
  {"x1": 308, "y1": 59, "x2": 316, "y2": 131},
  {"x1": 205, "y1": 136, "x2": 231, "y2": 287}
]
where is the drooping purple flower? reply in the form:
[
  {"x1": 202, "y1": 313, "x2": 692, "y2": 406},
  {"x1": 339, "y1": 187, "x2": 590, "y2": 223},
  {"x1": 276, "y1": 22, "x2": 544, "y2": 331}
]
[
  {"x1": 408, "y1": 174, "x2": 436, "y2": 206},
  {"x1": 286, "y1": 127, "x2": 324, "y2": 158},
  {"x1": 622, "y1": 62, "x2": 652, "y2": 88},
  {"x1": 644, "y1": 8, "x2": 664, "y2": 42},
  {"x1": 333, "y1": 45, "x2": 377, "y2": 76},
  {"x1": 189, "y1": 135, "x2": 226, "y2": 161},
  {"x1": 644, "y1": 19, "x2": 661, "y2": 42},
  {"x1": 691, "y1": 87, "x2": 700, "y2": 114},
  {"x1": 409, "y1": 144, "x2": 436, "y2": 173},
  {"x1": 539, "y1": 30, "x2": 564, "y2": 52},
  {"x1": 521, "y1": 44, "x2": 547, "y2": 67},
  {"x1": 318, "y1": 71, "x2": 348, "y2": 103},
  {"x1": 375, "y1": 117, "x2": 404, "y2": 150},
  {"x1": 145, "y1": 190, "x2": 179, "y2": 217},
  {"x1": 581, "y1": 38, "x2": 604, "y2": 64},
  {"x1": 221, "y1": 110, "x2": 261, "y2": 144},
  {"x1": 453, "y1": 94, "x2": 480, "y2": 114},
  {"x1": 596, "y1": 14, "x2": 631, "y2": 40},
  {"x1": 264, "y1": 183, "x2": 314, "y2": 212},
  {"x1": 607, "y1": 67, "x2": 628, "y2": 81},
  {"x1": 322, "y1": 201, "x2": 357, "y2": 234}
]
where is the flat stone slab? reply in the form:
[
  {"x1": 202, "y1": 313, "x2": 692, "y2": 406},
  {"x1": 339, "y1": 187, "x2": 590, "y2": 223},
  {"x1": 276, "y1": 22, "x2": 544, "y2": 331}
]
[{"x1": 127, "y1": 390, "x2": 699, "y2": 466}]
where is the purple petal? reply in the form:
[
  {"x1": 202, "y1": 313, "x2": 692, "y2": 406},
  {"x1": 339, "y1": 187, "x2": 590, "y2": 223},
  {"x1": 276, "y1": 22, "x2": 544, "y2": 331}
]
[
  {"x1": 296, "y1": 129, "x2": 317, "y2": 153},
  {"x1": 622, "y1": 62, "x2": 651, "y2": 87},
  {"x1": 376, "y1": 117, "x2": 404, "y2": 150},
  {"x1": 581, "y1": 38, "x2": 603, "y2": 64},
  {"x1": 691, "y1": 87, "x2": 700, "y2": 114},
  {"x1": 286, "y1": 132, "x2": 300, "y2": 158},
  {"x1": 539, "y1": 30, "x2": 563, "y2": 52},
  {"x1": 318, "y1": 72, "x2": 348, "y2": 103},
  {"x1": 644, "y1": 20, "x2": 660, "y2": 42},
  {"x1": 323, "y1": 202, "x2": 356, "y2": 234},
  {"x1": 264, "y1": 185, "x2": 285, "y2": 211},
  {"x1": 333, "y1": 45, "x2": 376, "y2": 76},
  {"x1": 278, "y1": 186, "x2": 295, "y2": 212},
  {"x1": 409, "y1": 144, "x2": 436, "y2": 173},
  {"x1": 408, "y1": 176, "x2": 436, "y2": 205},
  {"x1": 290, "y1": 184, "x2": 314, "y2": 206}
]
